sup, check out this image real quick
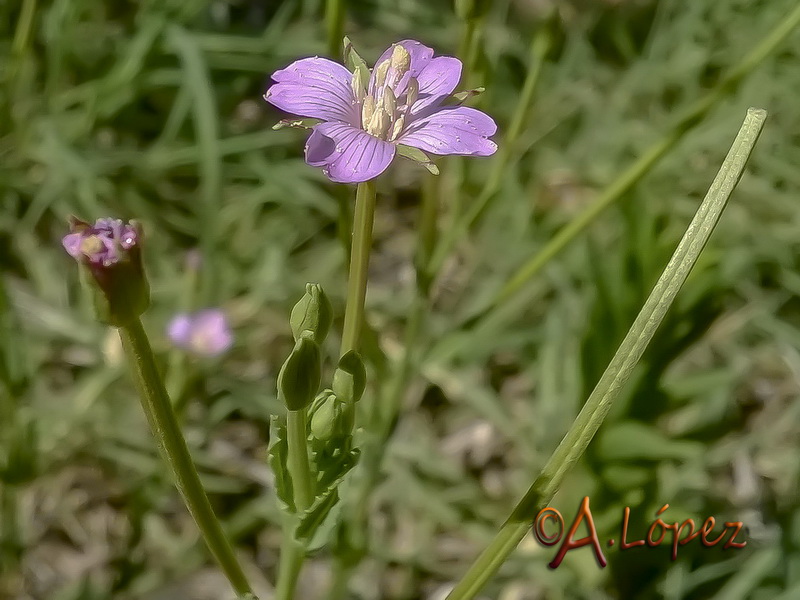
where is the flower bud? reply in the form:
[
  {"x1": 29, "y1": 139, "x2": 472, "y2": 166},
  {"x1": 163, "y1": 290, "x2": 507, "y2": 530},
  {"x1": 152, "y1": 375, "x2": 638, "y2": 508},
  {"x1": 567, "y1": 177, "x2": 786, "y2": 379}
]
[
  {"x1": 289, "y1": 283, "x2": 333, "y2": 344},
  {"x1": 309, "y1": 392, "x2": 344, "y2": 441},
  {"x1": 62, "y1": 217, "x2": 149, "y2": 327},
  {"x1": 277, "y1": 331, "x2": 321, "y2": 411},
  {"x1": 332, "y1": 350, "x2": 367, "y2": 404}
]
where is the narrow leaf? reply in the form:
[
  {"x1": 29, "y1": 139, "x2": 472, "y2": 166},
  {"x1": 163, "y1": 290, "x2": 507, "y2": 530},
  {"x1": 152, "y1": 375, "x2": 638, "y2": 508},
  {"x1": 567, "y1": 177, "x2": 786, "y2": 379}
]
[{"x1": 268, "y1": 415, "x2": 295, "y2": 513}]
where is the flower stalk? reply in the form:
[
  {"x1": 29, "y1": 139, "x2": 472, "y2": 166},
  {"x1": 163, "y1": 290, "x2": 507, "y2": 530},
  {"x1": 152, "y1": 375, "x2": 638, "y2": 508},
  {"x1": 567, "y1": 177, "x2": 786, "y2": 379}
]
[
  {"x1": 118, "y1": 317, "x2": 253, "y2": 598},
  {"x1": 62, "y1": 218, "x2": 253, "y2": 598},
  {"x1": 340, "y1": 179, "x2": 377, "y2": 356},
  {"x1": 446, "y1": 108, "x2": 767, "y2": 600},
  {"x1": 285, "y1": 408, "x2": 314, "y2": 511}
]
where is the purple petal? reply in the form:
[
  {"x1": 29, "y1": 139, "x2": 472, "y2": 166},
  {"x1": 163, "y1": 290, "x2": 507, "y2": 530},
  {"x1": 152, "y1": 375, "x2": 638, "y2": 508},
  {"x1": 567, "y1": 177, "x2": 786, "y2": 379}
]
[
  {"x1": 411, "y1": 56, "x2": 463, "y2": 114},
  {"x1": 190, "y1": 309, "x2": 233, "y2": 356},
  {"x1": 62, "y1": 233, "x2": 84, "y2": 258},
  {"x1": 399, "y1": 106, "x2": 498, "y2": 156},
  {"x1": 265, "y1": 57, "x2": 358, "y2": 124},
  {"x1": 305, "y1": 122, "x2": 395, "y2": 183},
  {"x1": 167, "y1": 314, "x2": 193, "y2": 347},
  {"x1": 371, "y1": 40, "x2": 435, "y2": 95}
]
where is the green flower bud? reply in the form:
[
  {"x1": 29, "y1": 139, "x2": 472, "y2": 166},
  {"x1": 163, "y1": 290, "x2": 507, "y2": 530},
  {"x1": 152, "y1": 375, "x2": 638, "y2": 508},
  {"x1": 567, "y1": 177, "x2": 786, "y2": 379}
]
[
  {"x1": 290, "y1": 283, "x2": 333, "y2": 344},
  {"x1": 277, "y1": 331, "x2": 321, "y2": 411},
  {"x1": 332, "y1": 350, "x2": 367, "y2": 404},
  {"x1": 310, "y1": 392, "x2": 344, "y2": 441}
]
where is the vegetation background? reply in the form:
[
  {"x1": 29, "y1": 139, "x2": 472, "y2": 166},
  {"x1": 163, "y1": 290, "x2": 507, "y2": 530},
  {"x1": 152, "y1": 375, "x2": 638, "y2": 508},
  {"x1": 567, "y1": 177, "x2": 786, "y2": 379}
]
[{"x1": 1, "y1": 0, "x2": 799, "y2": 598}]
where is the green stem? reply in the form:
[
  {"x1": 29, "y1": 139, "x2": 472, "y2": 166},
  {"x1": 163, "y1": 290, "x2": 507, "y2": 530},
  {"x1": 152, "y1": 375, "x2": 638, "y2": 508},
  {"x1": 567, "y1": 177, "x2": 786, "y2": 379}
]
[
  {"x1": 446, "y1": 108, "x2": 767, "y2": 600},
  {"x1": 11, "y1": 0, "x2": 36, "y2": 57},
  {"x1": 340, "y1": 179, "x2": 377, "y2": 357},
  {"x1": 274, "y1": 531, "x2": 305, "y2": 600},
  {"x1": 274, "y1": 409, "x2": 313, "y2": 600},
  {"x1": 325, "y1": 0, "x2": 345, "y2": 59},
  {"x1": 118, "y1": 318, "x2": 253, "y2": 598},
  {"x1": 472, "y1": 3, "x2": 800, "y2": 323},
  {"x1": 328, "y1": 176, "x2": 438, "y2": 599},
  {"x1": 286, "y1": 408, "x2": 313, "y2": 511},
  {"x1": 427, "y1": 23, "x2": 550, "y2": 280}
]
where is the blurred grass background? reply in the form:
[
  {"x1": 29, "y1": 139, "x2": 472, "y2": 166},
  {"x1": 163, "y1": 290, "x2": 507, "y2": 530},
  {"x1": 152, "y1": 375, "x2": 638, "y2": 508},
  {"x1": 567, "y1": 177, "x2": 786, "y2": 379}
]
[{"x1": 2, "y1": 0, "x2": 800, "y2": 598}]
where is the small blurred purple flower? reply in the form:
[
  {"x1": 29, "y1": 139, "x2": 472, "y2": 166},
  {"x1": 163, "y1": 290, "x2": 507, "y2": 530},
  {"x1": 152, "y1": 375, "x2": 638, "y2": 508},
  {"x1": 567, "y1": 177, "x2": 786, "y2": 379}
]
[
  {"x1": 167, "y1": 309, "x2": 233, "y2": 357},
  {"x1": 263, "y1": 39, "x2": 497, "y2": 183},
  {"x1": 62, "y1": 218, "x2": 138, "y2": 266}
]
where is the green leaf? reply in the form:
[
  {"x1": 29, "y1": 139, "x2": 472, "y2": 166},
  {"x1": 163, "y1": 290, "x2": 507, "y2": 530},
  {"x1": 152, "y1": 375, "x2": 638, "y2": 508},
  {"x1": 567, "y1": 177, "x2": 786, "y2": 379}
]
[
  {"x1": 293, "y1": 435, "x2": 361, "y2": 544},
  {"x1": 268, "y1": 416, "x2": 294, "y2": 513},
  {"x1": 396, "y1": 144, "x2": 439, "y2": 175}
]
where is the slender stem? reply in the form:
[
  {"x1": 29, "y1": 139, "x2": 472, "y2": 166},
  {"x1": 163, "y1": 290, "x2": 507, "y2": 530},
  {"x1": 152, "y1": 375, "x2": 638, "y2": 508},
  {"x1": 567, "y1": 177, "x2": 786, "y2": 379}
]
[
  {"x1": 340, "y1": 180, "x2": 377, "y2": 357},
  {"x1": 328, "y1": 176, "x2": 438, "y2": 599},
  {"x1": 446, "y1": 108, "x2": 767, "y2": 600},
  {"x1": 325, "y1": 0, "x2": 345, "y2": 59},
  {"x1": 286, "y1": 408, "x2": 313, "y2": 511},
  {"x1": 11, "y1": 0, "x2": 36, "y2": 57},
  {"x1": 465, "y1": 2, "x2": 800, "y2": 325},
  {"x1": 118, "y1": 318, "x2": 253, "y2": 598},
  {"x1": 274, "y1": 531, "x2": 305, "y2": 600},
  {"x1": 274, "y1": 408, "x2": 313, "y2": 600}
]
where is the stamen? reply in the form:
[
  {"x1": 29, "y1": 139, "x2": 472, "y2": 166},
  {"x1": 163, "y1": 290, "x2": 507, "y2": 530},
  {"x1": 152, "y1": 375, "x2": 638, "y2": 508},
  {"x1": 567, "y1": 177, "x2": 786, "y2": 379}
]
[
  {"x1": 373, "y1": 60, "x2": 390, "y2": 89},
  {"x1": 80, "y1": 236, "x2": 105, "y2": 257},
  {"x1": 405, "y1": 77, "x2": 419, "y2": 112},
  {"x1": 366, "y1": 108, "x2": 391, "y2": 139},
  {"x1": 351, "y1": 70, "x2": 366, "y2": 103},
  {"x1": 390, "y1": 114, "x2": 405, "y2": 141},
  {"x1": 361, "y1": 95, "x2": 376, "y2": 128},
  {"x1": 383, "y1": 87, "x2": 397, "y2": 117},
  {"x1": 389, "y1": 45, "x2": 411, "y2": 75}
]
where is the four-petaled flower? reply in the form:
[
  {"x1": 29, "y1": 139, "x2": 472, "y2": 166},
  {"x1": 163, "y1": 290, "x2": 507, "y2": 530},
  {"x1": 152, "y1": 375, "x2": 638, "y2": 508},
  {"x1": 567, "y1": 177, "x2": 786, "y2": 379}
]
[
  {"x1": 167, "y1": 309, "x2": 234, "y2": 357},
  {"x1": 263, "y1": 39, "x2": 497, "y2": 183}
]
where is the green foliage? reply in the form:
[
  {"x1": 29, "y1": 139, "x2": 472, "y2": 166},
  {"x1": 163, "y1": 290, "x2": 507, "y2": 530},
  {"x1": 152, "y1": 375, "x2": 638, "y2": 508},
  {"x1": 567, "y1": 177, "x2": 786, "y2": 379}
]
[{"x1": 2, "y1": 0, "x2": 800, "y2": 598}]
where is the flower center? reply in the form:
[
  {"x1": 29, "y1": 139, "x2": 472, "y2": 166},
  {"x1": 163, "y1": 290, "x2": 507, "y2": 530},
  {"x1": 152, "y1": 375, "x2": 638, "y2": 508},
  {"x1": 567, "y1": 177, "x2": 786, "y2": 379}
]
[{"x1": 353, "y1": 45, "x2": 419, "y2": 142}]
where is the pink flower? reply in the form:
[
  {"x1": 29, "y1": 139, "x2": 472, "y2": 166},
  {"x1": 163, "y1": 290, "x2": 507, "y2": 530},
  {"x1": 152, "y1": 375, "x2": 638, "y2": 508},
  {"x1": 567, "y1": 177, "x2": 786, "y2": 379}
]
[
  {"x1": 62, "y1": 218, "x2": 138, "y2": 266},
  {"x1": 167, "y1": 309, "x2": 233, "y2": 357},
  {"x1": 263, "y1": 39, "x2": 497, "y2": 183}
]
